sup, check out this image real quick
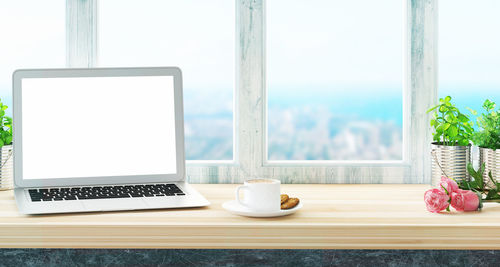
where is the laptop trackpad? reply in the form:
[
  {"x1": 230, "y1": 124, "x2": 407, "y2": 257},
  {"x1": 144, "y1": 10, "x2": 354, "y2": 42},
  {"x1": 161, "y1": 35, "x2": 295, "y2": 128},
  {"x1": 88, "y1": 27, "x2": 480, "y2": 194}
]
[{"x1": 83, "y1": 198, "x2": 148, "y2": 211}]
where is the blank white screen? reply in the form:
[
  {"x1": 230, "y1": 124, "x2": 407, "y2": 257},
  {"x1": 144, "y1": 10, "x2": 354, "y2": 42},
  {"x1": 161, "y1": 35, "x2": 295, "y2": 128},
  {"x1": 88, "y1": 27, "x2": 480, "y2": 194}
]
[{"x1": 21, "y1": 76, "x2": 177, "y2": 179}]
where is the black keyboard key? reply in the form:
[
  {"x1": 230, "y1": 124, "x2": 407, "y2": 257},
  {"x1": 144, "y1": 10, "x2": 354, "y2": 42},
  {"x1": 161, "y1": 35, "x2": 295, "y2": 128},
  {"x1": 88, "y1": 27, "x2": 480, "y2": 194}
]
[
  {"x1": 28, "y1": 184, "x2": 183, "y2": 201},
  {"x1": 31, "y1": 198, "x2": 41, "y2": 202}
]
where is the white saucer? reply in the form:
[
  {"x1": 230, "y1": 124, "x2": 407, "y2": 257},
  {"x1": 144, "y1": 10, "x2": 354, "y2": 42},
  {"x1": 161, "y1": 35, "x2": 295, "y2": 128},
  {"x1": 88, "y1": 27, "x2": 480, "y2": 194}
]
[{"x1": 222, "y1": 200, "x2": 302, "y2": 218}]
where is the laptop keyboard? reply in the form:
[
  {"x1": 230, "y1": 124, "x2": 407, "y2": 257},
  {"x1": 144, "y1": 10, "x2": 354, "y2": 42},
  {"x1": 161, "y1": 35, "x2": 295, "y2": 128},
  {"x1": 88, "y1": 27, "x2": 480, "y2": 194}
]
[{"x1": 28, "y1": 184, "x2": 185, "y2": 202}]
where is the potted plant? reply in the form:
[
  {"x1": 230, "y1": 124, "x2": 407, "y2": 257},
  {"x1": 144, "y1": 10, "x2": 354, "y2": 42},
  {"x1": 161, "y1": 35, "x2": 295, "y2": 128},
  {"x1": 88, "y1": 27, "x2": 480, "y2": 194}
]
[
  {"x1": 0, "y1": 98, "x2": 13, "y2": 190},
  {"x1": 427, "y1": 96, "x2": 474, "y2": 185},
  {"x1": 470, "y1": 99, "x2": 499, "y2": 187}
]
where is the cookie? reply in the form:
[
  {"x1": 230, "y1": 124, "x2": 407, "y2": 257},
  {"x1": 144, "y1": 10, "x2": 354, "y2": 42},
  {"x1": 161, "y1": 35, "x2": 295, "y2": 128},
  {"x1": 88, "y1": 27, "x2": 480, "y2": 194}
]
[
  {"x1": 281, "y1": 197, "x2": 299, "y2": 210},
  {"x1": 281, "y1": 194, "x2": 289, "y2": 204}
]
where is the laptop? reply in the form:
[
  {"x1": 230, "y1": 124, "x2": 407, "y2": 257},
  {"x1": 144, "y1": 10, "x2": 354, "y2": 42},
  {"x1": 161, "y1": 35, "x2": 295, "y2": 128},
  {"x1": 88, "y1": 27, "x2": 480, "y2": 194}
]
[{"x1": 13, "y1": 67, "x2": 210, "y2": 214}]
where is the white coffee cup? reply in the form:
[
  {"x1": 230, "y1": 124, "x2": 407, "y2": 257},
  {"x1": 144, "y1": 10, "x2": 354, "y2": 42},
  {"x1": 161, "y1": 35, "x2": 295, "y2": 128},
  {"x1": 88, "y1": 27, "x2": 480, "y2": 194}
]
[{"x1": 236, "y1": 178, "x2": 281, "y2": 212}]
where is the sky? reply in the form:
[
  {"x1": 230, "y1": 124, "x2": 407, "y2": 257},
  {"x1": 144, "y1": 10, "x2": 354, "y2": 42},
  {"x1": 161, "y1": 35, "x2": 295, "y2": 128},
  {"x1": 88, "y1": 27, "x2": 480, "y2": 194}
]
[
  {"x1": 267, "y1": 0, "x2": 403, "y2": 90},
  {"x1": 0, "y1": 1, "x2": 65, "y2": 112},
  {"x1": 99, "y1": 0, "x2": 235, "y2": 91},
  {"x1": 440, "y1": 0, "x2": 500, "y2": 89},
  {"x1": 2, "y1": 0, "x2": 498, "y2": 100},
  {"x1": 439, "y1": 0, "x2": 500, "y2": 115}
]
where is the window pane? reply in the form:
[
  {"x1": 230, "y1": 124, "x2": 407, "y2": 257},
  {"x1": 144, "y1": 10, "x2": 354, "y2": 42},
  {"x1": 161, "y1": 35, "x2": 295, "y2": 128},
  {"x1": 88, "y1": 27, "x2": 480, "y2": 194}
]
[
  {"x1": 439, "y1": 0, "x2": 500, "y2": 116},
  {"x1": 0, "y1": 1, "x2": 65, "y2": 114},
  {"x1": 99, "y1": 0, "x2": 235, "y2": 160},
  {"x1": 267, "y1": 0, "x2": 403, "y2": 160}
]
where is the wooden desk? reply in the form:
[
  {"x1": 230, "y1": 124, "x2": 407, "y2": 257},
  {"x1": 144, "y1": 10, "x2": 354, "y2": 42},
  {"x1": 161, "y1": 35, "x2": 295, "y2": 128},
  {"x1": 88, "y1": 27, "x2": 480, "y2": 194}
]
[{"x1": 1, "y1": 184, "x2": 500, "y2": 249}]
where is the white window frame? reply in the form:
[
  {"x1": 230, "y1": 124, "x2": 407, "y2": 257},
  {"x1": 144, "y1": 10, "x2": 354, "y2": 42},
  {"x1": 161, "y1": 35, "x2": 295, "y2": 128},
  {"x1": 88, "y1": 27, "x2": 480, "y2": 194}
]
[{"x1": 67, "y1": 0, "x2": 437, "y2": 184}]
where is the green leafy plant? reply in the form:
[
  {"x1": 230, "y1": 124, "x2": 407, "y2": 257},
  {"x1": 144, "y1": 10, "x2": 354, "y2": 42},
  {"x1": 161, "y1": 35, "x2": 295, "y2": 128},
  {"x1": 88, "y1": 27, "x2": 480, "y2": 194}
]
[
  {"x1": 427, "y1": 96, "x2": 474, "y2": 146},
  {"x1": 459, "y1": 163, "x2": 500, "y2": 202},
  {"x1": 469, "y1": 99, "x2": 500, "y2": 150},
  {"x1": 0, "y1": 98, "x2": 12, "y2": 147}
]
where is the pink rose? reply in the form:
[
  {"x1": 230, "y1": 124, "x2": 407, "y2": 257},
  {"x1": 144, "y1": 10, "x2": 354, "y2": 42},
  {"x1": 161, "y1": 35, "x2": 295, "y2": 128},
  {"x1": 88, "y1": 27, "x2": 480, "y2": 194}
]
[
  {"x1": 439, "y1": 176, "x2": 459, "y2": 194},
  {"x1": 451, "y1": 189, "x2": 480, "y2": 212},
  {"x1": 424, "y1": 189, "x2": 450, "y2": 213}
]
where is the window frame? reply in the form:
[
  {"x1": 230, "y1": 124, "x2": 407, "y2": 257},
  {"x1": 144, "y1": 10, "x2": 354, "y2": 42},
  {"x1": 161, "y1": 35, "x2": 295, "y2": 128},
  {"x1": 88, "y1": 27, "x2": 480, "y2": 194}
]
[{"x1": 68, "y1": 0, "x2": 437, "y2": 184}]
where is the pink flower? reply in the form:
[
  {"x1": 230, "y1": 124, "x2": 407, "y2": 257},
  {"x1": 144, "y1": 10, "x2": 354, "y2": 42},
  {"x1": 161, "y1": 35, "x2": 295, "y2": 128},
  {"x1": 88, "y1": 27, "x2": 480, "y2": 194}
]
[
  {"x1": 424, "y1": 189, "x2": 450, "y2": 213},
  {"x1": 451, "y1": 189, "x2": 480, "y2": 212},
  {"x1": 439, "y1": 176, "x2": 459, "y2": 195}
]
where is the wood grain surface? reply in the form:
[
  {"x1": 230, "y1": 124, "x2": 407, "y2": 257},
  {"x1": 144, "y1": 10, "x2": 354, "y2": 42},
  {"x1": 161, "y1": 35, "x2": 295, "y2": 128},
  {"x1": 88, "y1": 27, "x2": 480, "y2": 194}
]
[{"x1": 1, "y1": 184, "x2": 500, "y2": 249}]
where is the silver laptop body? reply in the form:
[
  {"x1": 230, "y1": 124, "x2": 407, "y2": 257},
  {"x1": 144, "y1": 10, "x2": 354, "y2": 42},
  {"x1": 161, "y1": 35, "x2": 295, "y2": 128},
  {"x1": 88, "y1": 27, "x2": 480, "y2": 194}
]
[{"x1": 13, "y1": 67, "x2": 209, "y2": 215}]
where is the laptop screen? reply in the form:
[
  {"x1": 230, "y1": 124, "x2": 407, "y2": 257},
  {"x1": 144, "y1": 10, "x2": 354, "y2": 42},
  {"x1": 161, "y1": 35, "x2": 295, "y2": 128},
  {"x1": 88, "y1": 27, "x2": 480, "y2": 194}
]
[{"x1": 20, "y1": 75, "x2": 177, "y2": 180}]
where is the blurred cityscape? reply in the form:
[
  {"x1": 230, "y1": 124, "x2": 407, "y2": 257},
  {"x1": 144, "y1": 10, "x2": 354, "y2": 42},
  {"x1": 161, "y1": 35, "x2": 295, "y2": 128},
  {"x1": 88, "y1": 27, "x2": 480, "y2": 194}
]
[
  {"x1": 268, "y1": 106, "x2": 402, "y2": 160},
  {"x1": 183, "y1": 89, "x2": 233, "y2": 160},
  {"x1": 183, "y1": 89, "x2": 404, "y2": 161}
]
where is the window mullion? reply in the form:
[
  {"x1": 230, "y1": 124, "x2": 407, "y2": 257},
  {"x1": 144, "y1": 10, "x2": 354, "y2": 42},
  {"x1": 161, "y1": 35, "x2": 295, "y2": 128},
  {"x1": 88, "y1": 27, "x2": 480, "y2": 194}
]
[
  {"x1": 66, "y1": 0, "x2": 97, "y2": 68},
  {"x1": 238, "y1": 0, "x2": 265, "y2": 178},
  {"x1": 407, "y1": 0, "x2": 437, "y2": 184}
]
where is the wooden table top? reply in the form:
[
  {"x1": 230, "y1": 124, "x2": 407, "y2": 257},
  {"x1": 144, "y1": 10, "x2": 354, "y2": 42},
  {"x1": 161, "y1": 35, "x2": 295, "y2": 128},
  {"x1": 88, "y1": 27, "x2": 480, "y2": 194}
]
[{"x1": 1, "y1": 184, "x2": 500, "y2": 249}]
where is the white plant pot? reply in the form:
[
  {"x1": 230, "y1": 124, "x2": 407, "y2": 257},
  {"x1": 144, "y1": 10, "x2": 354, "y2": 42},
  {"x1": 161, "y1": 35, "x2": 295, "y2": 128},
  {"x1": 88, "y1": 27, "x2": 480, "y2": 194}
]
[
  {"x1": 479, "y1": 147, "x2": 500, "y2": 188},
  {"x1": 431, "y1": 142, "x2": 471, "y2": 186}
]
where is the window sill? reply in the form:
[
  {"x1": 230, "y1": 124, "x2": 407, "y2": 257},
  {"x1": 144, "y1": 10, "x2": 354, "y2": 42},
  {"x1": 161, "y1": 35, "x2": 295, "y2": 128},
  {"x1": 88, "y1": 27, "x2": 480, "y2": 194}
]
[{"x1": 1, "y1": 184, "x2": 499, "y2": 249}]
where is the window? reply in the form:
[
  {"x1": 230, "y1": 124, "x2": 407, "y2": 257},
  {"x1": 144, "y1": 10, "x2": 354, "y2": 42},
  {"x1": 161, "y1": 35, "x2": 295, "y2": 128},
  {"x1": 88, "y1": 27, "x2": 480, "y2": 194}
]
[
  {"x1": 4, "y1": 0, "x2": 441, "y2": 183},
  {"x1": 98, "y1": 0, "x2": 235, "y2": 161},
  {"x1": 0, "y1": 1, "x2": 65, "y2": 114},
  {"x1": 439, "y1": 0, "x2": 500, "y2": 114},
  {"x1": 267, "y1": 0, "x2": 403, "y2": 161}
]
